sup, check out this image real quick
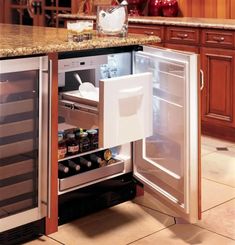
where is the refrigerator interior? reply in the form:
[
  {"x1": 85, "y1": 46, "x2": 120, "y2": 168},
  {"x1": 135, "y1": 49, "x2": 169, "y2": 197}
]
[{"x1": 57, "y1": 52, "x2": 133, "y2": 194}]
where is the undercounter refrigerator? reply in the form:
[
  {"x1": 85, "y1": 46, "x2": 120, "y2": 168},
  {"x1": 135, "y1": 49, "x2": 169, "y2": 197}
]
[
  {"x1": 0, "y1": 57, "x2": 50, "y2": 244},
  {"x1": 57, "y1": 45, "x2": 201, "y2": 224}
]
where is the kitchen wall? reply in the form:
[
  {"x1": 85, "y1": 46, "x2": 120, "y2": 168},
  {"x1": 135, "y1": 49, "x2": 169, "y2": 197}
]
[{"x1": 178, "y1": 0, "x2": 235, "y2": 19}]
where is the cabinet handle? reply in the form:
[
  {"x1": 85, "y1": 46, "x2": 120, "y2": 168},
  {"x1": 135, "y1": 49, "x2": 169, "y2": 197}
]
[
  {"x1": 144, "y1": 31, "x2": 154, "y2": 35},
  {"x1": 176, "y1": 33, "x2": 188, "y2": 39},
  {"x1": 212, "y1": 36, "x2": 225, "y2": 42},
  {"x1": 200, "y1": 69, "x2": 204, "y2": 91}
]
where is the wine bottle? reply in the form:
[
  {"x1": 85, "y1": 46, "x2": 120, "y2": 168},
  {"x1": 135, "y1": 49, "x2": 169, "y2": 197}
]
[
  {"x1": 67, "y1": 159, "x2": 81, "y2": 172},
  {"x1": 89, "y1": 153, "x2": 102, "y2": 164},
  {"x1": 78, "y1": 157, "x2": 92, "y2": 168},
  {"x1": 58, "y1": 163, "x2": 69, "y2": 178}
]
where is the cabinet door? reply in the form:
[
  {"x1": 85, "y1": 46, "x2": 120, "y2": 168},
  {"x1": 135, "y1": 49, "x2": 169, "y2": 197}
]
[
  {"x1": 133, "y1": 46, "x2": 200, "y2": 223},
  {"x1": 99, "y1": 73, "x2": 153, "y2": 149},
  {"x1": 201, "y1": 47, "x2": 235, "y2": 128}
]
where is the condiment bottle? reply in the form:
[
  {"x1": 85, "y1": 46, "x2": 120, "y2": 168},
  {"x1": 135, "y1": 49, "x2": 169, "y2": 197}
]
[
  {"x1": 58, "y1": 131, "x2": 67, "y2": 159},
  {"x1": 87, "y1": 129, "x2": 98, "y2": 150},
  {"x1": 78, "y1": 129, "x2": 90, "y2": 152},
  {"x1": 67, "y1": 133, "x2": 79, "y2": 155}
]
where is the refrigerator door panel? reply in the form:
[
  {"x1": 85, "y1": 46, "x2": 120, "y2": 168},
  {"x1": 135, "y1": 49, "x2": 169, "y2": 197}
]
[
  {"x1": 133, "y1": 47, "x2": 200, "y2": 223},
  {"x1": 99, "y1": 73, "x2": 153, "y2": 149}
]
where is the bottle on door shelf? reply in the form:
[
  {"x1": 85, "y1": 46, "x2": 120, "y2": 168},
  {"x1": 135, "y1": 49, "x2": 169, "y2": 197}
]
[
  {"x1": 67, "y1": 159, "x2": 81, "y2": 172},
  {"x1": 58, "y1": 163, "x2": 69, "y2": 178}
]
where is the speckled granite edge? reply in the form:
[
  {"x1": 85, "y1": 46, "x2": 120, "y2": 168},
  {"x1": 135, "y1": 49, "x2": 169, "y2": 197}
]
[
  {"x1": 0, "y1": 35, "x2": 160, "y2": 58},
  {"x1": 58, "y1": 14, "x2": 235, "y2": 30}
]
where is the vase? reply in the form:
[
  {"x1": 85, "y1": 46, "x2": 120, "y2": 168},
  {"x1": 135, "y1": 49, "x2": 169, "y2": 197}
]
[
  {"x1": 148, "y1": 0, "x2": 162, "y2": 16},
  {"x1": 162, "y1": 0, "x2": 178, "y2": 17},
  {"x1": 127, "y1": 0, "x2": 146, "y2": 16}
]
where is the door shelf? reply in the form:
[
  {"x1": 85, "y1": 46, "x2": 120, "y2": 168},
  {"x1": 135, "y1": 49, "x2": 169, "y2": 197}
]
[{"x1": 58, "y1": 159, "x2": 125, "y2": 193}]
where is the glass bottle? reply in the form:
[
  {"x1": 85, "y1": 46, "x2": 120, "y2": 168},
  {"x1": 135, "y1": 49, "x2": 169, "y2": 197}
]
[
  {"x1": 67, "y1": 159, "x2": 81, "y2": 172},
  {"x1": 58, "y1": 131, "x2": 67, "y2": 159},
  {"x1": 58, "y1": 163, "x2": 69, "y2": 178},
  {"x1": 87, "y1": 129, "x2": 98, "y2": 150},
  {"x1": 78, "y1": 130, "x2": 90, "y2": 153},
  {"x1": 67, "y1": 133, "x2": 79, "y2": 155}
]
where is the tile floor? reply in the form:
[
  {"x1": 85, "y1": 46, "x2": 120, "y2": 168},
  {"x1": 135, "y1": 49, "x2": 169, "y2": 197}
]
[{"x1": 26, "y1": 136, "x2": 235, "y2": 245}]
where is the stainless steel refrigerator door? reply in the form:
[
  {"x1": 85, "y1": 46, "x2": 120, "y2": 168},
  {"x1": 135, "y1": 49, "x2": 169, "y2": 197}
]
[
  {"x1": 133, "y1": 46, "x2": 200, "y2": 223},
  {"x1": 0, "y1": 56, "x2": 49, "y2": 232}
]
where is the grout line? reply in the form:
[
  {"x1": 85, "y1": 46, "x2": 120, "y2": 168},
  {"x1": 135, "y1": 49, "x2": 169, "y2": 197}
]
[
  {"x1": 126, "y1": 224, "x2": 176, "y2": 245},
  {"x1": 202, "y1": 177, "x2": 235, "y2": 188},
  {"x1": 44, "y1": 235, "x2": 66, "y2": 245},
  {"x1": 132, "y1": 201, "x2": 176, "y2": 219},
  {"x1": 192, "y1": 224, "x2": 235, "y2": 241},
  {"x1": 202, "y1": 197, "x2": 235, "y2": 213}
]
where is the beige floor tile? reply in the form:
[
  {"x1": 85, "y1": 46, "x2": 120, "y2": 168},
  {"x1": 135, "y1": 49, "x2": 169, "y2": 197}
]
[
  {"x1": 24, "y1": 235, "x2": 60, "y2": 244},
  {"x1": 202, "y1": 178, "x2": 235, "y2": 211},
  {"x1": 228, "y1": 146, "x2": 235, "y2": 153},
  {"x1": 201, "y1": 144, "x2": 216, "y2": 156},
  {"x1": 202, "y1": 151, "x2": 235, "y2": 187},
  {"x1": 197, "y1": 199, "x2": 235, "y2": 240},
  {"x1": 133, "y1": 192, "x2": 179, "y2": 217},
  {"x1": 130, "y1": 224, "x2": 235, "y2": 245},
  {"x1": 201, "y1": 136, "x2": 234, "y2": 148},
  {"x1": 49, "y1": 201, "x2": 174, "y2": 245}
]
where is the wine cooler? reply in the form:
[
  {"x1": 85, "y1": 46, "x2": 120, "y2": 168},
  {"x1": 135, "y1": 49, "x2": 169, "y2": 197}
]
[{"x1": 0, "y1": 56, "x2": 50, "y2": 242}]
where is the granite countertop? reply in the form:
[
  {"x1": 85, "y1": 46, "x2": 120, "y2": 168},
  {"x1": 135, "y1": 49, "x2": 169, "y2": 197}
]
[
  {"x1": 0, "y1": 24, "x2": 160, "y2": 58},
  {"x1": 58, "y1": 14, "x2": 235, "y2": 30}
]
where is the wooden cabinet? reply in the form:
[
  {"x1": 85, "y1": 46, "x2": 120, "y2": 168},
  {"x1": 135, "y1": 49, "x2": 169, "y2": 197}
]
[
  {"x1": 164, "y1": 26, "x2": 200, "y2": 53},
  {"x1": 4, "y1": 0, "x2": 79, "y2": 27},
  {"x1": 165, "y1": 26, "x2": 200, "y2": 45},
  {"x1": 201, "y1": 29, "x2": 235, "y2": 49},
  {"x1": 200, "y1": 47, "x2": 235, "y2": 140},
  {"x1": 128, "y1": 24, "x2": 164, "y2": 46}
]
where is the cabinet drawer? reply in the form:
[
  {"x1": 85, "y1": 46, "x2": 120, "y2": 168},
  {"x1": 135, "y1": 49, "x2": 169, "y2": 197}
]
[
  {"x1": 165, "y1": 27, "x2": 200, "y2": 44},
  {"x1": 202, "y1": 29, "x2": 235, "y2": 48},
  {"x1": 129, "y1": 24, "x2": 164, "y2": 42}
]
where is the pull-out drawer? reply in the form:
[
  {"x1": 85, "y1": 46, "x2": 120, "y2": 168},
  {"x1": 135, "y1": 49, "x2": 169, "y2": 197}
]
[
  {"x1": 59, "y1": 72, "x2": 153, "y2": 149},
  {"x1": 59, "y1": 160, "x2": 124, "y2": 191},
  {"x1": 165, "y1": 27, "x2": 200, "y2": 45},
  {"x1": 128, "y1": 24, "x2": 164, "y2": 45},
  {"x1": 201, "y1": 29, "x2": 235, "y2": 48}
]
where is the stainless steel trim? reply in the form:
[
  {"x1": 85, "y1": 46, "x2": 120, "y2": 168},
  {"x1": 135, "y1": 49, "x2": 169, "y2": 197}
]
[
  {"x1": 38, "y1": 57, "x2": 43, "y2": 216},
  {"x1": 200, "y1": 69, "x2": 204, "y2": 91},
  {"x1": 47, "y1": 59, "x2": 53, "y2": 219}
]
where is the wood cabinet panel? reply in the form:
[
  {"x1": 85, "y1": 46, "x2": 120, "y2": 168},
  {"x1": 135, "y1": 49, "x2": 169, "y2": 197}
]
[
  {"x1": 165, "y1": 27, "x2": 200, "y2": 45},
  {"x1": 201, "y1": 29, "x2": 235, "y2": 49},
  {"x1": 164, "y1": 43, "x2": 199, "y2": 53},
  {"x1": 201, "y1": 47, "x2": 235, "y2": 128},
  {"x1": 128, "y1": 24, "x2": 164, "y2": 46}
]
